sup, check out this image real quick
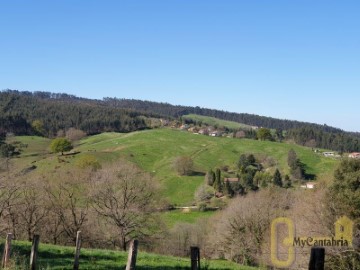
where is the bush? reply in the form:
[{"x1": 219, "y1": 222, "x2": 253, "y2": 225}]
[
  {"x1": 198, "y1": 202, "x2": 207, "y2": 212},
  {"x1": 195, "y1": 184, "x2": 214, "y2": 202},
  {"x1": 76, "y1": 155, "x2": 101, "y2": 171}
]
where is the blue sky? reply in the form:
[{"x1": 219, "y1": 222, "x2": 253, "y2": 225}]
[{"x1": 1, "y1": 1, "x2": 359, "y2": 131}]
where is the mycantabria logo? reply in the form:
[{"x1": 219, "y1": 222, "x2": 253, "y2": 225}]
[
  {"x1": 270, "y1": 216, "x2": 354, "y2": 268},
  {"x1": 293, "y1": 236, "x2": 350, "y2": 248}
]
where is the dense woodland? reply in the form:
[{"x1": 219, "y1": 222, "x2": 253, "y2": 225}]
[
  {"x1": 0, "y1": 90, "x2": 149, "y2": 137},
  {"x1": 287, "y1": 126, "x2": 360, "y2": 153},
  {"x1": 102, "y1": 97, "x2": 344, "y2": 132},
  {"x1": 1, "y1": 90, "x2": 360, "y2": 151}
]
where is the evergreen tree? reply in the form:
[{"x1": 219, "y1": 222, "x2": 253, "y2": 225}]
[
  {"x1": 275, "y1": 129, "x2": 284, "y2": 142},
  {"x1": 232, "y1": 182, "x2": 245, "y2": 196},
  {"x1": 287, "y1": 149, "x2": 297, "y2": 170},
  {"x1": 237, "y1": 154, "x2": 249, "y2": 171},
  {"x1": 240, "y1": 172, "x2": 257, "y2": 191},
  {"x1": 328, "y1": 159, "x2": 360, "y2": 221},
  {"x1": 224, "y1": 180, "x2": 234, "y2": 197},
  {"x1": 247, "y1": 154, "x2": 256, "y2": 165},
  {"x1": 213, "y1": 168, "x2": 223, "y2": 192},
  {"x1": 326, "y1": 159, "x2": 360, "y2": 269},
  {"x1": 273, "y1": 169, "x2": 283, "y2": 187},
  {"x1": 287, "y1": 149, "x2": 306, "y2": 179}
]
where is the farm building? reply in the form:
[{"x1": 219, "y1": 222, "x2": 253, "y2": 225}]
[
  {"x1": 224, "y1": 177, "x2": 239, "y2": 183},
  {"x1": 300, "y1": 182, "x2": 316, "y2": 189},
  {"x1": 349, "y1": 152, "x2": 360, "y2": 159}
]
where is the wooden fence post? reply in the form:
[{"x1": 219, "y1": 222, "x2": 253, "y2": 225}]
[
  {"x1": 126, "y1": 239, "x2": 138, "y2": 270},
  {"x1": 30, "y1": 234, "x2": 40, "y2": 270},
  {"x1": 73, "y1": 231, "x2": 82, "y2": 270},
  {"x1": 190, "y1": 246, "x2": 200, "y2": 270},
  {"x1": 309, "y1": 247, "x2": 325, "y2": 270},
  {"x1": 1, "y1": 233, "x2": 13, "y2": 268}
]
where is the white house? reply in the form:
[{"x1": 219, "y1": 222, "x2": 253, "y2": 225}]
[
  {"x1": 301, "y1": 182, "x2": 316, "y2": 189},
  {"x1": 323, "y1": 152, "x2": 335, "y2": 157}
]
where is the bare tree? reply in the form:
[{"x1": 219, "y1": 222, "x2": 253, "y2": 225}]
[
  {"x1": 173, "y1": 156, "x2": 194, "y2": 176},
  {"x1": 209, "y1": 188, "x2": 293, "y2": 266},
  {"x1": 90, "y1": 162, "x2": 159, "y2": 250},
  {"x1": 66, "y1": 128, "x2": 86, "y2": 142},
  {"x1": 18, "y1": 182, "x2": 49, "y2": 241},
  {"x1": 0, "y1": 177, "x2": 22, "y2": 238},
  {"x1": 45, "y1": 170, "x2": 90, "y2": 244}
]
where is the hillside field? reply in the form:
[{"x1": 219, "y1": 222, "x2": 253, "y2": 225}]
[
  {"x1": 2, "y1": 127, "x2": 341, "y2": 268},
  {"x1": 8, "y1": 128, "x2": 338, "y2": 207},
  {"x1": 182, "y1": 114, "x2": 254, "y2": 130}
]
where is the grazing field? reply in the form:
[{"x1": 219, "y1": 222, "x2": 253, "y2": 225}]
[
  {"x1": 1, "y1": 240, "x2": 259, "y2": 270},
  {"x1": 9, "y1": 128, "x2": 338, "y2": 207},
  {"x1": 182, "y1": 114, "x2": 254, "y2": 130},
  {"x1": 162, "y1": 209, "x2": 216, "y2": 228}
]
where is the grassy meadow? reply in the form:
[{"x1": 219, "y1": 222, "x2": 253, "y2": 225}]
[
  {"x1": 182, "y1": 114, "x2": 253, "y2": 130},
  {"x1": 1, "y1": 240, "x2": 259, "y2": 270}
]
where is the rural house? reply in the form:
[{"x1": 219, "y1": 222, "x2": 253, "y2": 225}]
[
  {"x1": 349, "y1": 152, "x2": 360, "y2": 159},
  {"x1": 300, "y1": 182, "x2": 316, "y2": 189}
]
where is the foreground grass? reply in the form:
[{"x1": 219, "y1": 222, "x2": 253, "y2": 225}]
[{"x1": 2, "y1": 241, "x2": 258, "y2": 270}]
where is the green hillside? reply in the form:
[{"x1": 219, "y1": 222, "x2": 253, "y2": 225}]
[
  {"x1": 9, "y1": 128, "x2": 338, "y2": 207},
  {"x1": 183, "y1": 114, "x2": 254, "y2": 130},
  {"x1": 3, "y1": 128, "x2": 340, "y2": 267}
]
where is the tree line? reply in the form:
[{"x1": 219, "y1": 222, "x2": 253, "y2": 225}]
[
  {"x1": 102, "y1": 97, "x2": 360, "y2": 152},
  {"x1": 0, "y1": 90, "x2": 150, "y2": 137},
  {"x1": 102, "y1": 97, "x2": 344, "y2": 132},
  {"x1": 286, "y1": 126, "x2": 360, "y2": 152}
]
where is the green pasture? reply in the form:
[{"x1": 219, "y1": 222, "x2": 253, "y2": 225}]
[
  {"x1": 182, "y1": 114, "x2": 253, "y2": 130},
  {"x1": 9, "y1": 128, "x2": 338, "y2": 206},
  {"x1": 1, "y1": 240, "x2": 258, "y2": 270}
]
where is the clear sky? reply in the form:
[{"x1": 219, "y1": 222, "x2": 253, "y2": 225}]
[{"x1": 1, "y1": 1, "x2": 359, "y2": 132}]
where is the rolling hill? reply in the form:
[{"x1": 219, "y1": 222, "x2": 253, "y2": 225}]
[{"x1": 8, "y1": 128, "x2": 338, "y2": 206}]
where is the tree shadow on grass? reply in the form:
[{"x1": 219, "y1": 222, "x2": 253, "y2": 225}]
[
  {"x1": 304, "y1": 173, "x2": 317, "y2": 181},
  {"x1": 189, "y1": 171, "x2": 205, "y2": 176}
]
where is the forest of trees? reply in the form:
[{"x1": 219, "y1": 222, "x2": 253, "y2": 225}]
[
  {"x1": 0, "y1": 90, "x2": 150, "y2": 137},
  {"x1": 1, "y1": 90, "x2": 360, "y2": 152},
  {"x1": 102, "y1": 97, "x2": 346, "y2": 132},
  {"x1": 286, "y1": 126, "x2": 360, "y2": 152}
]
